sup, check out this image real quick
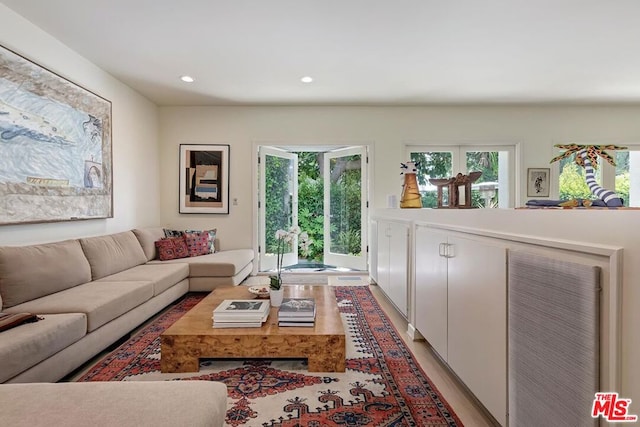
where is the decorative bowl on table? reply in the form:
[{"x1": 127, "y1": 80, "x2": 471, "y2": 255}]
[{"x1": 248, "y1": 286, "x2": 270, "y2": 299}]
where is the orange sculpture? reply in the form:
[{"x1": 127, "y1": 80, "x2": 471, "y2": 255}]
[{"x1": 400, "y1": 162, "x2": 423, "y2": 208}]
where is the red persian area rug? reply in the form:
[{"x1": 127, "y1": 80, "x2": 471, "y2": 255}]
[{"x1": 77, "y1": 287, "x2": 462, "y2": 426}]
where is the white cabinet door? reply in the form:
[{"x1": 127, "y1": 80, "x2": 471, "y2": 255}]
[
  {"x1": 375, "y1": 221, "x2": 391, "y2": 295},
  {"x1": 370, "y1": 220, "x2": 379, "y2": 283},
  {"x1": 447, "y1": 234, "x2": 507, "y2": 426},
  {"x1": 414, "y1": 226, "x2": 448, "y2": 360},
  {"x1": 387, "y1": 221, "x2": 408, "y2": 316},
  {"x1": 374, "y1": 220, "x2": 409, "y2": 317}
]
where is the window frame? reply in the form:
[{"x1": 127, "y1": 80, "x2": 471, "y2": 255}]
[{"x1": 405, "y1": 143, "x2": 516, "y2": 208}]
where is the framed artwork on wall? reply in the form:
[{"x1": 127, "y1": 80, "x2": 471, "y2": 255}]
[
  {"x1": 0, "y1": 44, "x2": 113, "y2": 225},
  {"x1": 179, "y1": 144, "x2": 230, "y2": 214},
  {"x1": 527, "y1": 168, "x2": 550, "y2": 197}
]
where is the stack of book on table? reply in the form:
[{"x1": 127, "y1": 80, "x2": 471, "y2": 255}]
[
  {"x1": 278, "y1": 297, "x2": 316, "y2": 327},
  {"x1": 212, "y1": 299, "x2": 270, "y2": 328}
]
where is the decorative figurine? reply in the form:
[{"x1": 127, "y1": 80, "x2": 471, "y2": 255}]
[
  {"x1": 550, "y1": 144, "x2": 627, "y2": 207},
  {"x1": 400, "y1": 161, "x2": 423, "y2": 208}
]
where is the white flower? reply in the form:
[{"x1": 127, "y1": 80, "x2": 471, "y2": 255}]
[
  {"x1": 289, "y1": 225, "x2": 301, "y2": 235},
  {"x1": 275, "y1": 229, "x2": 288, "y2": 239}
]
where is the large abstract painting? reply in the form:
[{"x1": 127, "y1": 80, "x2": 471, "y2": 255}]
[
  {"x1": 179, "y1": 144, "x2": 229, "y2": 214},
  {"x1": 0, "y1": 45, "x2": 112, "y2": 225}
]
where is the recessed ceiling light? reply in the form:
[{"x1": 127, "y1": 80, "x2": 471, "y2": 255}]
[
  {"x1": 180, "y1": 75, "x2": 195, "y2": 83},
  {"x1": 301, "y1": 76, "x2": 313, "y2": 83}
]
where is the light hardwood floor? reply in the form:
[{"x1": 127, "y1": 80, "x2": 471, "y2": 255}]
[{"x1": 368, "y1": 284, "x2": 500, "y2": 427}]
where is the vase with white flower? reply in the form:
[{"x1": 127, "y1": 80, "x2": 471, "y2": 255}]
[{"x1": 269, "y1": 226, "x2": 311, "y2": 307}]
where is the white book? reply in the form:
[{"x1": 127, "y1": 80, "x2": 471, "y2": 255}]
[
  {"x1": 278, "y1": 298, "x2": 315, "y2": 318},
  {"x1": 213, "y1": 299, "x2": 270, "y2": 320},
  {"x1": 213, "y1": 321, "x2": 263, "y2": 328},
  {"x1": 213, "y1": 311, "x2": 269, "y2": 324}
]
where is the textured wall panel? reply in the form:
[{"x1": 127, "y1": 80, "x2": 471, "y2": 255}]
[{"x1": 509, "y1": 251, "x2": 599, "y2": 426}]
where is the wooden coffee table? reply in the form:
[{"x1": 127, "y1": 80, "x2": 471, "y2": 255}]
[{"x1": 160, "y1": 285, "x2": 346, "y2": 373}]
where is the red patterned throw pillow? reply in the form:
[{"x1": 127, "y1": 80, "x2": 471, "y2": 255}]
[
  {"x1": 155, "y1": 237, "x2": 189, "y2": 261},
  {"x1": 185, "y1": 228, "x2": 217, "y2": 253},
  {"x1": 184, "y1": 231, "x2": 209, "y2": 257}
]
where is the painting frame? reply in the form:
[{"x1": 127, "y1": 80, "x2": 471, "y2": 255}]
[
  {"x1": 0, "y1": 44, "x2": 112, "y2": 226},
  {"x1": 527, "y1": 168, "x2": 550, "y2": 197},
  {"x1": 179, "y1": 144, "x2": 230, "y2": 214}
]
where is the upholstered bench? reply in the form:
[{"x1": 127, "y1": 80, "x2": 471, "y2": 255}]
[{"x1": 0, "y1": 381, "x2": 227, "y2": 426}]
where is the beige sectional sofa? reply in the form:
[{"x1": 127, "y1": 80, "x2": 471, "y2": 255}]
[
  {"x1": 0, "y1": 227, "x2": 254, "y2": 384},
  {"x1": 0, "y1": 381, "x2": 227, "y2": 427}
]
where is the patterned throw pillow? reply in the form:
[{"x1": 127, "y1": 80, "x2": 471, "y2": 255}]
[
  {"x1": 184, "y1": 231, "x2": 209, "y2": 257},
  {"x1": 155, "y1": 237, "x2": 189, "y2": 261},
  {"x1": 163, "y1": 229, "x2": 184, "y2": 238},
  {"x1": 185, "y1": 228, "x2": 217, "y2": 253}
]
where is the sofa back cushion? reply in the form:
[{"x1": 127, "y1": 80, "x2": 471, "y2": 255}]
[
  {"x1": 80, "y1": 231, "x2": 147, "y2": 280},
  {"x1": 0, "y1": 240, "x2": 92, "y2": 308},
  {"x1": 132, "y1": 227, "x2": 166, "y2": 261}
]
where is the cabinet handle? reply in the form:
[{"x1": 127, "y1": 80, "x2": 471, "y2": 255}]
[
  {"x1": 444, "y1": 243, "x2": 454, "y2": 258},
  {"x1": 439, "y1": 243, "x2": 446, "y2": 257}
]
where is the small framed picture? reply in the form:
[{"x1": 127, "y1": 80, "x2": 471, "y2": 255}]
[
  {"x1": 527, "y1": 168, "x2": 550, "y2": 197},
  {"x1": 179, "y1": 144, "x2": 230, "y2": 214}
]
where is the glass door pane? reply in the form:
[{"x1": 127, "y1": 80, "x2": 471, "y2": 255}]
[
  {"x1": 259, "y1": 147, "x2": 298, "y2": 272},
  {"x1": 324, "y1": 146, "x2": 367, "y2": 271}
]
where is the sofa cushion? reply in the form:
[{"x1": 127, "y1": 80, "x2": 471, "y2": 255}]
[
  {"x1": 184, "y1": 232, "x2": 210, "y2": 257},
  {"x1": 80, "y1": 231, "x2": 147, "y2": 280},
  {"x1": 4, "y1": 281, "x2": 153, "y2": 332},
  {"x1": 155, "y1": 237, "x2": 190, "y2": 261},
  {"x1": 0, "y1": 240, "x2": 92, "y2": 308},
  {"x1": 132, "y1": 227, "x2": 165, "y2": 261},
  {"x1": 185, "y1": 229, "x2": 217, "y2": 253},
  {"x1": 97, "y1": 263, "x2": 189, "y2": 296},
  {"x1": 163, "y1": 228, "x2": 184, "y2": 238},
  {"x1": 0, "y1": 381, "x2": 228, "y2": 427},
  {"x1": 0, "y1": 313, "x2": 86, "y2": 383},
  {"x1": 148, "y1": 249, "x2": 254, "y2": 277}
]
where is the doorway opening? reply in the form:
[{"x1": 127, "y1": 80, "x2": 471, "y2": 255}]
[{"x1": 257, "y1": 145, "x2": 368, "y2": 275}]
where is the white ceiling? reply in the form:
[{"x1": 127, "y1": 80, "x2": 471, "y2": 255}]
[{"x1": 4, "y1": 0, "x2": 640, "y2": 106}]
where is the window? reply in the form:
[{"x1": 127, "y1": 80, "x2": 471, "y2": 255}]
[
  {"x1": 557, "y1": 145, "x2": 639, "y2": 207},
  {"x1": 406, "y1": 145, "x2": 515, "y2": 208}
]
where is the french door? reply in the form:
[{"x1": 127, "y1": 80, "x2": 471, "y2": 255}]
[
  {"x1": 258, "y1": 147, "x2": 298, "y2": 272},
  {"x1": 257, "y1": 145, "x2": 368, "y2": 272},
  {"x1": 323, "y1": 147, "x2": 368, "y2": 271}
]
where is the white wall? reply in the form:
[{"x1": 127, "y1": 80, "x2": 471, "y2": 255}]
[
  {"x1": 0, "y1": 4, "x2": 160, "y2": 245},
  {"x1": 159, "y1": 105, "x2": 640, "y2": 242}
]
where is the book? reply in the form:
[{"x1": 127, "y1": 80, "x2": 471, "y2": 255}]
[
  {"x1": 277, "y1": 315, "x2": 315, "y2": 322},
  {"x1": 213, "y1": 299, "x2": 270, "y2": 322},
  {"x1": 213, "y1": 321, "x2": 263, "y2": 328},
  {"x1": 278, "y1": 320, "x2": 315, "y2": 327},
  {"x1": 277, "y1": 298, "x2": 315, "y2": 318},
  {"x1": 213, "y1": 311, "x2": 269, "y2": 328}
]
